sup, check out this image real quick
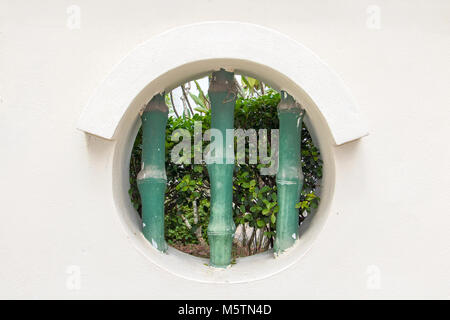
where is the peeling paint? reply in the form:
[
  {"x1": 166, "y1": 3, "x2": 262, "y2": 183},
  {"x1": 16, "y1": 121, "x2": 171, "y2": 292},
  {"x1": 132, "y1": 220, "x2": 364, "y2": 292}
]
[
  {"x1": 151, "y1": 238, "x2": 158, "y2": 249},
  {"x1": 274, "y1": 238, "x2": 301, "y2": 259}
]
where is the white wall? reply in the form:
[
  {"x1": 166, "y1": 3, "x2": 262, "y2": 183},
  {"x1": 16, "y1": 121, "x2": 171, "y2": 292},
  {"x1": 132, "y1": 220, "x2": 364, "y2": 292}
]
[{"x1": 0, "y1": 0, "x2": 449, "y2": 299}]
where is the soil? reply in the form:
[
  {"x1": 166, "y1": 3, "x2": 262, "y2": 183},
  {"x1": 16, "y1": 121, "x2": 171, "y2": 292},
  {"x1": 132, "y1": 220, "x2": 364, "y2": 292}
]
[{"x1": 169, "y1": 242, "x2": 269, "y2": 259}]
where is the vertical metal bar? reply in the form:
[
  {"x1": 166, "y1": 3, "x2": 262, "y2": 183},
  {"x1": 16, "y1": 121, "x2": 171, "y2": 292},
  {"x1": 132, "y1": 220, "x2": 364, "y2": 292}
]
[
  {"x1": 137, "y1": 93, "x2": 169, "y2": 252},
  {"x1": 274, "y1": 91, "x2": 305, "y2": 255},
  {"x1": 207, "y1": 69, "x2": 236, "y2": 267}
]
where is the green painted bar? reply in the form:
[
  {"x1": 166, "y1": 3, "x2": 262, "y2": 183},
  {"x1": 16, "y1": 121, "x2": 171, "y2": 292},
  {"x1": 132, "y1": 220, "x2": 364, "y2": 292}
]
[
  {"x1": 137, "y1": 93, "x2": 169, "y2": 253},
  {"x1": 207, "y1": 69, "x2": 236, "y2": 267},
  {"x1": 274, "y1": 91, "x2": 305, "y2": 255}
]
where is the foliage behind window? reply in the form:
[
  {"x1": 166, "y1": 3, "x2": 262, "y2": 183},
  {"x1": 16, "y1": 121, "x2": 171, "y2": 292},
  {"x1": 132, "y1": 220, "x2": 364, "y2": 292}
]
[{"x1": 129, "y1": 85, "x2": 322, "y2": 256}]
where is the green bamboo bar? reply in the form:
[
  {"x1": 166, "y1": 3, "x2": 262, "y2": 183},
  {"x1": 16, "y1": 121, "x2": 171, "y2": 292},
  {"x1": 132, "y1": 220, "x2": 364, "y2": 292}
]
[
  {"x1": 206, "y1": 69, "x2": 237, "y2": 267},
  {"x1": 274, "y1": 91, "x2": 305, "y2": 255},
  {"x1": 137, "y1": 93, "x2": 169, "y2": 253}
]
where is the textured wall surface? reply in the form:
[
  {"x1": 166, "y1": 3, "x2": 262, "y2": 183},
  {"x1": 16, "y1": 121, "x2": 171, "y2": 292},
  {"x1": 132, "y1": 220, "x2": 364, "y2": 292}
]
[{"x1": 0, "y1": 0, "x2": 449, "y2": 299}]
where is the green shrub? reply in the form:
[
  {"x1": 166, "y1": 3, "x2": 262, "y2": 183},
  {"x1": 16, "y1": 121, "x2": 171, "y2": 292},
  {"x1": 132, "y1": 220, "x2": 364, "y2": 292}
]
[{"x1": 129, "y1": 90, "x2": 322, "y2": 254}]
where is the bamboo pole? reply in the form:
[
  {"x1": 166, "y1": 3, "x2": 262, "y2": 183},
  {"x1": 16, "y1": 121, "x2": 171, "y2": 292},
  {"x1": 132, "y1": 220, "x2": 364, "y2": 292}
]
[
  {"x1": 207, "y1": 69, "x2": 237, "y2": 267},
  {"x1": 274, "y1": 91, "x2": 305, "y2": 255},
  {"x1": 137, "y1": 93, "x2": 169, "y2": 253}
]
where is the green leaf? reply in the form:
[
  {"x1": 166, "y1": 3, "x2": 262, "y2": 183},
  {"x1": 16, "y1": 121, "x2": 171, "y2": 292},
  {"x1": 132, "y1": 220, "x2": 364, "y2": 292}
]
[
  {"x1": 271, "y1": 214, "x2": 276, "y2": 224},
  {"x1": 194, "y1": 80, "x2": 208, "y2": 105},
  {"x1": 189, "y1": 93, "x2": 205, "y2": 109},
  {"x1": 194, "y1": 106, "x2": 209, "y2": 114},
  {"x1": 241, "y1": 76, "x2": 250, "y2": 88},
  {"x1": 247, "y1": 77, "x2": 258, "y2": 88},
  {"x1": 240, "y1": 171, "x2": 249, "y2": 178}
]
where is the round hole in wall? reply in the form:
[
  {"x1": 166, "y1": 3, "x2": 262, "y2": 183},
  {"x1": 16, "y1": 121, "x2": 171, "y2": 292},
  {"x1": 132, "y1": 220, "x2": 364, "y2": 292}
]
[
  {"x1": 75, "y1": 20, "x2": 368, "y2": 284},
  {"x1": 128, "y1": 74, "x2": 323, "y2": 260},
  {"x1": 111, "y1": 58, "x2": 337, "y2": 283}
]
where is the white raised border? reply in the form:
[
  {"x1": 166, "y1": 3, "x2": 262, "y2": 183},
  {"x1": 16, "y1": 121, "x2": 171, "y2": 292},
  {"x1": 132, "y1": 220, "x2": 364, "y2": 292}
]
[
  {"x1": 77, "y1": 21, "x2": 368, "y2": 145},
  {"x1": 79, "y1": 21, "x2": 368, "y2": 283}
]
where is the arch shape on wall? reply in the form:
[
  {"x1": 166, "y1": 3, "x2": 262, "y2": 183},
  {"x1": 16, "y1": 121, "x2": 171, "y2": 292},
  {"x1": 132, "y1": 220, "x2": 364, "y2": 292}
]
[
  {"x1": 77, "y1": 21, "x2": 368, "y2": 145},
  {"x1": 77, "y1": 21, "x2": 368, "y2": 283}
]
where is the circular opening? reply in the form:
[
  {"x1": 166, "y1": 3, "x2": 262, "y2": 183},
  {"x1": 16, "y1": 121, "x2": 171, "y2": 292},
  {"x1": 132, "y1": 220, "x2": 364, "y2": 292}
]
[
  {"x1": 128, "y1": 74, "x2": 323, "y2": 261},
  {"x1": 112, "y1": 59, "x2": 336, "y2": 283}
]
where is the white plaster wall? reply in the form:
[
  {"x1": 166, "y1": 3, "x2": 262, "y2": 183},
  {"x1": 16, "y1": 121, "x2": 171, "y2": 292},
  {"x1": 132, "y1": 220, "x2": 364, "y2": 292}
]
[{"x1": 0, "y1": 0, "x2": 449, "y2": 299}]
